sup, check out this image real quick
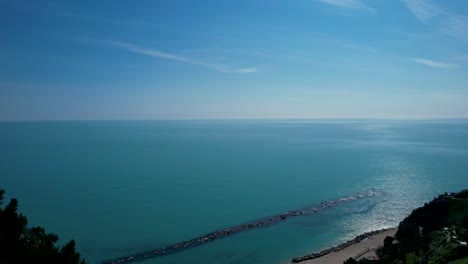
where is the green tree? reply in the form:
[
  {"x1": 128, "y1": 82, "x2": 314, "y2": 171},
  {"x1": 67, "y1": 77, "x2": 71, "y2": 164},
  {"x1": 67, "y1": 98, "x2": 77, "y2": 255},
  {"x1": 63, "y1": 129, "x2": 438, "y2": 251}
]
[{"x1": 0, "y1": 189, "x2": 85, "y2": 264}]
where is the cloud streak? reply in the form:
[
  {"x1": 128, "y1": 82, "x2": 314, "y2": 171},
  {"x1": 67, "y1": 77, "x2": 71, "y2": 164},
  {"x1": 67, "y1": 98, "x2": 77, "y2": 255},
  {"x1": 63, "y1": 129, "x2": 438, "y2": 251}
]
[
  {"x1": 317, "y1": 0, "x2": 376, "y2": 14},
  {"x1": 411, "y1": 58, "x2": 457, "y2": 68},
  {"x1": 401, "y1": 0, "x2": 444, "y2": 22},
  {"x1": 402, "y1": 0, "x2": 468, "y2": 40},
  {"x1": 102, "y1": 41, "x2": 257, "y2": 74}
]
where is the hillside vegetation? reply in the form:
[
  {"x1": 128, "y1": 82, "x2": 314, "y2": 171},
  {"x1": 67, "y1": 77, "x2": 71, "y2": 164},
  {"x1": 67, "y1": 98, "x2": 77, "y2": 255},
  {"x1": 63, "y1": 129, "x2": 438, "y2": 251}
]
[
  {"x1": 0, "y1": 189, "x2": 86, "y2": 264},
  {"x1": 346, "y1": 189, "x2": 468, "y2": 264}
]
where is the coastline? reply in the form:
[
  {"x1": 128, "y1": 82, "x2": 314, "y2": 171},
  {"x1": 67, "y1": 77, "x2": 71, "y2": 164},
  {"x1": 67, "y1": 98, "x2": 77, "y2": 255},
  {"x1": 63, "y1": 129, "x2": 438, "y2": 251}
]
[{"x1": 290, "y1": 228, "x2": 397, "y2": 264}]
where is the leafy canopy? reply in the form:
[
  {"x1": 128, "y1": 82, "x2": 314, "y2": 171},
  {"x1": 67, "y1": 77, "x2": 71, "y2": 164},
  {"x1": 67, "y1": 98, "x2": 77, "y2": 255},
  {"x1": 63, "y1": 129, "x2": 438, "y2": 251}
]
[{"x1": 0, "y1": 189, "x2": 86, "y2": 264}]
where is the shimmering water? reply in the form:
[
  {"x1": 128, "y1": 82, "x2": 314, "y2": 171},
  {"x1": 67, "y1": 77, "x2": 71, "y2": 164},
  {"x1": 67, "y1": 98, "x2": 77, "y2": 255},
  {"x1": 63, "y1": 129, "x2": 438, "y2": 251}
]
[{"x1": 1, "y1": 119, "x2": 467, "y2": 264}]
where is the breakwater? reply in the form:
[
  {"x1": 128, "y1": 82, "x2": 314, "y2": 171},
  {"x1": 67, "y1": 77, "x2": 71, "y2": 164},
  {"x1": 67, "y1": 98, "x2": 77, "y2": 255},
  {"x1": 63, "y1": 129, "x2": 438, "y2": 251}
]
[
  {"x1": 291, "y1": 228, "x2": 394, "y2": 263},
  {"x1": 102, "y1": 191, "x2": 378, "y2": 264}
]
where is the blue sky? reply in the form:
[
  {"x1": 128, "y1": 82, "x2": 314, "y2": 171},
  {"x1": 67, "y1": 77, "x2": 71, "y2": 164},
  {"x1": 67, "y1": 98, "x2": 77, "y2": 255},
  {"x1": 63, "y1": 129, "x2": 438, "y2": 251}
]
[{"x1": 1, "y1": 0, "x2": 468, "y2": 120}]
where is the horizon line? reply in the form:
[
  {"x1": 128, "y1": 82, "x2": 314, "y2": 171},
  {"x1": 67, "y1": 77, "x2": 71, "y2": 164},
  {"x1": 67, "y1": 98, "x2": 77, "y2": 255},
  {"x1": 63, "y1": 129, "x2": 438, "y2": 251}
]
[{"x1": 2, "y1": 117, "x2": 468, "y2": 123}]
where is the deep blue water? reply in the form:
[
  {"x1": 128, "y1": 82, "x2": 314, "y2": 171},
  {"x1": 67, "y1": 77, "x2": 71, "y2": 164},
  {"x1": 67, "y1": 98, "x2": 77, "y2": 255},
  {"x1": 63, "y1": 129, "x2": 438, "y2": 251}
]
[{"x1": 1, "y1": 119, "x2": 468, "y2": 264}]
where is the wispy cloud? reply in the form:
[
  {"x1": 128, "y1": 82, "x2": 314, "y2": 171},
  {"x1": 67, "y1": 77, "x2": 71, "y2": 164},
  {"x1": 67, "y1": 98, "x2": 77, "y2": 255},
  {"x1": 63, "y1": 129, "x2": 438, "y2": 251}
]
[
  {"x1": 235, "y1": 68, "x2": 258, "y2": 73},
  {"x1": 317, "y1": 0, "x2": 376, "y2": 14},
  {"x1": 96, "y1": 40, "x2": 257, "y2": 74},
  {"x1": 401, "y1": 0, "x2": 444, "y2": 22},
  {"x1": 440, "y1": 14, "x2": 468, "y2": 40},
  {"x1": 411, "y1": 58, "x2": 457, "y2": 68},
  {"x1": 402, "y1": 0, "x2": 468, "y2": 40}
]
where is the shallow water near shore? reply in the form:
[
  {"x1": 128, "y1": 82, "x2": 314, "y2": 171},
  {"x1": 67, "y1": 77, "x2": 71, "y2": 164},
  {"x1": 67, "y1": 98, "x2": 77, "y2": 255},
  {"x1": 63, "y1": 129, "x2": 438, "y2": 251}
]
[{"x1": 1, "y1": 119, "x2": 468, "y2": 263}]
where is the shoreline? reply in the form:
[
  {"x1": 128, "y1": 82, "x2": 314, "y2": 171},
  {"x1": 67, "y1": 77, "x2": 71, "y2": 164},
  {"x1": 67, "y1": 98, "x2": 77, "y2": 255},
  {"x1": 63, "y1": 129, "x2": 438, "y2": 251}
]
[{"x1": 291, "y1": 227, "x2": 397, "y2": 264}]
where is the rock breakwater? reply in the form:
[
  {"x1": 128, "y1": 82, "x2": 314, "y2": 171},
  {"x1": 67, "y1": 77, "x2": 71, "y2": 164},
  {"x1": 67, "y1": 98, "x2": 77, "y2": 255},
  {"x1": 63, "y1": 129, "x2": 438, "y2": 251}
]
[{"x1": 102, "y1": 191, "x2": 378, "y2": 264}]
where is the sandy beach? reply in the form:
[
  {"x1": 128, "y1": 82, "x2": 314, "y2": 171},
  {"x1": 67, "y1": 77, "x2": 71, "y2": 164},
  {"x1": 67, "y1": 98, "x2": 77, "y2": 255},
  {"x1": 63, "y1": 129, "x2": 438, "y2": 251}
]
[{"x1": 291, "y1": 228, "x2": 397, "y2": 264}]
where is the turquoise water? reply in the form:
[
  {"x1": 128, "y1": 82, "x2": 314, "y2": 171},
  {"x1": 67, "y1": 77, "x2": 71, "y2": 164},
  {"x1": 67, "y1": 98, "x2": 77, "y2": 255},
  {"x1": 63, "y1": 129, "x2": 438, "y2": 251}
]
[{"x1": 1, "y1": 119, "x2": 468, "y2": 264}]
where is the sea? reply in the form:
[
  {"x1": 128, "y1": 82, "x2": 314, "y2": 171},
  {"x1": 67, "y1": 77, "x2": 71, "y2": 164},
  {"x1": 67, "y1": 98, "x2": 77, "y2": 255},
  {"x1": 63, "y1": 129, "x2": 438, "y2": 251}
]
[{"x1": 1, "y1": 119, "x2": 468, "y2": 264}]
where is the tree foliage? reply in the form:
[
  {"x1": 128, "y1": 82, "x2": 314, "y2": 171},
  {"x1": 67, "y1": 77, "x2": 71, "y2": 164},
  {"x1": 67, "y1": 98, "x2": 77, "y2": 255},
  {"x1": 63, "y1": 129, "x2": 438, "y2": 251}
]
[
  {"x1": 344, "y1": 189, "x2": 468, "y2": 264},
  {"x1": 379, "y1": 190, "x2": 468, "y2": 264},
  {"x1": 0, "y1": 189, "x2": 86, "y2": 264}
]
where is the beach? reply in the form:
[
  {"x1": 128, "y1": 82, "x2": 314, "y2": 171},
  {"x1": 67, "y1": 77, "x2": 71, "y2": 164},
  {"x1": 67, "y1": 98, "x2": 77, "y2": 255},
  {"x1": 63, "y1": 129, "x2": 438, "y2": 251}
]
[{"x1": 291, "y1": 228, "x2": 397, "y2": 264}]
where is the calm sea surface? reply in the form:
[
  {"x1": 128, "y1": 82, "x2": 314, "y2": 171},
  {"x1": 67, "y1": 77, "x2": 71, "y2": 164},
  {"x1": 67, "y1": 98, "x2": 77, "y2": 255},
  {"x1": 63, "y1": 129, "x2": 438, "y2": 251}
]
[{"x1": 1, "y1": 120, "x2": 468, "y2": 264}]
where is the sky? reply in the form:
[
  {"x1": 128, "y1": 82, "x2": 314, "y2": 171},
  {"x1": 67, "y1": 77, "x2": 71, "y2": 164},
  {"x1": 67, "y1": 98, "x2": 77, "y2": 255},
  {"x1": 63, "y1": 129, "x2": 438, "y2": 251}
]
[{"x1": 1, "y1": 0, "x2": 468, "y2": 120}]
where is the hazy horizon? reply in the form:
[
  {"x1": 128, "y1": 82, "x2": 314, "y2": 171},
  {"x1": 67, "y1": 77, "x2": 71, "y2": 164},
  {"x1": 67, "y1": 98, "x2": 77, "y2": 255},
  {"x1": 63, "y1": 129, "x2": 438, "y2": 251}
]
[
  {"x1": 2, "y1": 0, "x2": 468, "y2": 120},
  {"x1": 3, "y1": 117, "x2": 468, "y2": 123}
]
